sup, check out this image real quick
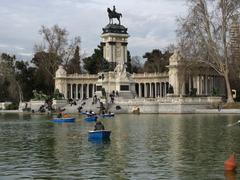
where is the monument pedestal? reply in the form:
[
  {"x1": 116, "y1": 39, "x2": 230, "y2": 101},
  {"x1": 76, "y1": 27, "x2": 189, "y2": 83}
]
[{"x1": 96, "y1": 64, "x2": 136, "y2": 99}]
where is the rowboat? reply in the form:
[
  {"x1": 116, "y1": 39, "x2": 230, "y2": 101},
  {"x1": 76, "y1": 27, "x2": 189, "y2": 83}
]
[
  {"x1": 224, "y1": 154, "x2": 237, "y2": 171},
  {"x1": 99, "y1": 113, "x2": 115, "y2": 118},
  {"x1": 84, "y1": 116, "x2": 97, "y2": 122},
  {"x1": 51, "y1": 117, "x2": 75, "y2": 123},
  {"x1": 88, "y1": 130, "x2": 111, "y2": 140}
]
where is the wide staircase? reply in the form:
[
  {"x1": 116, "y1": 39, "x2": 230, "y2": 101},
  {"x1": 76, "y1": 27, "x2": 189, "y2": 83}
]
[{"x1": 63, "y1": 98, "x2": 105, "y2": 114}]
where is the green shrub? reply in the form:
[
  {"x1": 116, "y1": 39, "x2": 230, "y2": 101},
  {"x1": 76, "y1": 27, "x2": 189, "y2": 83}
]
[
  {"x1": 6, "y1": 103, "x2": 19, "y2": 110},
  {"x1": 211, "y1": 88, "x2": 219, "y2": 96},
  {"x1": 190, "y1": 88, "x2": 197, "y2": 97}
]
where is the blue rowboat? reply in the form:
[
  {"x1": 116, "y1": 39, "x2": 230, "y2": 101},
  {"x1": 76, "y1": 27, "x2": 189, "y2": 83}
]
[
  {"x1": 99, "y1": 113, "x2": 114, "y2": 118},
  {"x1": 84, "y1": 116, "x2": 97, "y2": 122},
  {"x1": 88, "y1": 130, "x2": 111, "y2": 140},
  {"x1": 51, "y1": 117, "x2": 75, "y2": 123}
]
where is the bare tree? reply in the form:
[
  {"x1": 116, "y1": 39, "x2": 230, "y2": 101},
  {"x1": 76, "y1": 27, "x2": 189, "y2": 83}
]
[
  {"x1": 177, "y1": 0, "x2": 240, "y2": 103},
  {"x1": 131, "y1": 56, "x2": 144, "y2": 73},
  {"x1": 34, "y1": 25, "x2": 81, "y2": 78}
]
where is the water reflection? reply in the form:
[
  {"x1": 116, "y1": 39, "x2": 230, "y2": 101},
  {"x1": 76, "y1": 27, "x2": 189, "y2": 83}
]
[
  {"x1": 1, "y1": 113, "x2": 240, "y2": 179},
  {"x1": 225, "y1": 171, "x2": 237, "y2": 180}
]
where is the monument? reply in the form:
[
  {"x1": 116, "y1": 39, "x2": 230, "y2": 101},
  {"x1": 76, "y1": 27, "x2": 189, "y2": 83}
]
[
  {"x1": 95, "y1": 6, "x2": 136, "y2": 99},
  {"x1": 101, "y1": 6, "x2": 129, "y2": 69},
  {"x1": 54, "y1": 6, "x2": 224, "y2": 113}
]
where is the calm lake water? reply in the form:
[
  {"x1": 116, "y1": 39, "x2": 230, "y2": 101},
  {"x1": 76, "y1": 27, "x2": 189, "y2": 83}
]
[{"x1": 0, "y1": 113, "x2": 240, "y2": 180}]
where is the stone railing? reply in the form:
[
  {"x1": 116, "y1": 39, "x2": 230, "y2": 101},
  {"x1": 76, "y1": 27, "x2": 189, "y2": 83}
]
[
  {"x1": 132, "y1": 72, "x2": 168, "y2": 78},
  {"x1": 116, "y1": 96, "x2": 222, "y2": 105},
  {"x1": 66, "y1": 73, "x2": 98, "y2": 79}
]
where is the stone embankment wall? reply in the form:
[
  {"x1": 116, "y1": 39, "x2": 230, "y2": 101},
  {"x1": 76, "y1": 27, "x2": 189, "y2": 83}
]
[{"x1": 113, "y1": 97, "x2": 222, "y2": 114}]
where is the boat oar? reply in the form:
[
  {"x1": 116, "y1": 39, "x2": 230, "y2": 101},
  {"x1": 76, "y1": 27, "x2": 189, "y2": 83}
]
[{"x1": 227, "y1": 120, "x2": 240, "y2": 127}]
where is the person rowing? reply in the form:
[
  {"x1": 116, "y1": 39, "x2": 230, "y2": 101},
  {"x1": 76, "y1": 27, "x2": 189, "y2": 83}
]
[{"x1": 94, "y1": 120, "x2": 105, "y2": 131}]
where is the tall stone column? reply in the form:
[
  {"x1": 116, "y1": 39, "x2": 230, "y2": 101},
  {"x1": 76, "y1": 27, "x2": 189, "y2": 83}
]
[
  {"x1": 188, "y1": 76, "x2": 192, "y2": 94},
  {"x1": 164, "y1": 83, "x2": 167, "y2": 97},
  {"x1": 205, "y1": 75, "x2": 208, "y2": 95},
  {"x1": 122, "y1": 42, "x2": 128, "y2": 64},
  {"x1": 76, "y1": 84, "x2": 78, "y2": 99},
  {"x1": 160, "y1": 83, "x2": 162, "y2": 97},
  {"x1": 81, "y1": 84, "x2": 84, "y2": 100},
  {"x1": 150, "y1": 84, "x2": 152, "y2": 97},
  {"x1": 138, "y1": 84, "x2": 140, "y2": 97},
  {"x1": 70, "y1": 84, "x2": 73, "y2": 99},
  {"x1": 196, "y1": 76, "x2": 200, "y2": 95},
  {"x1": 144, "y1": 83, "x2": 147, "y2": 97}
]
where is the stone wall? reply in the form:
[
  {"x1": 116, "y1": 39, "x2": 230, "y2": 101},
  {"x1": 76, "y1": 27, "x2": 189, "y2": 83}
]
[
  {"x1": 52, "y1": 99, "x2": 68, "y2": 110},
  {"x1": 113, "y1": 97, "x2": 222, "y2": 114},
  {"x1": 30, "y1": 100, "x2": 45, "y2": 112}
]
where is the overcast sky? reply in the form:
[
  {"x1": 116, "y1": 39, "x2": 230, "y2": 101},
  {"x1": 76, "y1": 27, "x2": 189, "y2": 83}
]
[{"x1": 0, "y1": 0, "x2": 187, "y2": 60}]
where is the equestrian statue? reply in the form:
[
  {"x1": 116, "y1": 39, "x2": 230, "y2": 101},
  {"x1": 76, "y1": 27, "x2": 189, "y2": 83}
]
[{"x1": 107, "y1": 6, "x2": 122, "y2": 25}]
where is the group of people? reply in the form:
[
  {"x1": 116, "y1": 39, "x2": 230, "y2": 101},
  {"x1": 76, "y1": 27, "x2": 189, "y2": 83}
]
[
  {"x1": 57, "y1": 108, "x2": 105, "y2": 131},
  {"x1": 92, "y1": 94, "x2": 99, "y2": 105},
  {"x1": 37, "y1": 100, "x2": 53, "y2": 113},
  {"x1": 68, "y1": 99, "x2": 77, "y2": 106},
  {"x1": 109, "y1": 90, "x2": 119, "y2": 104}
]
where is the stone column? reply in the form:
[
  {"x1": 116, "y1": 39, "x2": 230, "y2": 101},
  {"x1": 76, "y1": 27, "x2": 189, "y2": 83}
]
[
  {"x1": 159, "y1": 83, "x2": 161, "y2": 97},
  {"x1": 138, "y1": 84, "x2": 141, "y2": 97},
  {"x1": 63, "y1": 81, "x2": 67, "y2": 99},
  {"x1": 78, "y1": 84, "x2": 80, "y2": 99},
  {"x1": 196, "y1": 76, "x2": 200, "y2": 95},
  {"x1": 164, "y1": 83, "x2": 167, "y2": 97},
  {"x1": 122, "y1": 42, "x2": 128, "y2": 64},
  {"x1": 101, "y1": 42, "x2": 106, "y2": 60},
  {"x1": 113, "y1": 44, "x2": 116, "y2": 65},
  {"x1": 198, "y1": 76, "x2": 201, "y2": 95},
  {"x1": 193, "y1": 76, "x2": 198, "y2": 93},
  {"x1": 181, "y1": 80, "x2": 186, "y2": 96},
  {"x1": 150, "y1": 83, "x2": 152, "y2": 97},
  {"x1": 188, "y1": 76, "x2": 192, "y2": 94},
  {"x1": 109, "y1": 42, "x2": 116, "y2": 67},
  {"x1": 205, "y1": 75, "x2": 208, "y2": 95},
  {"x1": 122, "y1": 45, "x2": 125, "y2": 63},
  {"x1": 144, "y1": 83, "x2": 147, "y2": 97},
  {"x1": 81, "y1": 84, "x2": 84, "y2": 100},
  {"x1": 70, "y1": 84, "x2": 73, "y2": 99},
  {"x1": 76, "y1": 84, "x2": 78, "y2": 99}
]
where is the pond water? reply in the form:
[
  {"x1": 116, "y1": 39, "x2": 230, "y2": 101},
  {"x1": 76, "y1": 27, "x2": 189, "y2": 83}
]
[{"x1": 0, "y1": 113, "x2": 240, "y2": 179}]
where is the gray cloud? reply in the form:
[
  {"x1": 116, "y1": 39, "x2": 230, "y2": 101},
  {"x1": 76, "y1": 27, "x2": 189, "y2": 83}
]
[{"x1": 0, "y1": 0, "x2": 187, "y2": 59}]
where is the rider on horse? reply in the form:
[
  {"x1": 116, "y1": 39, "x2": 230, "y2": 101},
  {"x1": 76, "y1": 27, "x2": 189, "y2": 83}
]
[{"x1": 107, "y1": 6, "x2": 122, "y2": 25}]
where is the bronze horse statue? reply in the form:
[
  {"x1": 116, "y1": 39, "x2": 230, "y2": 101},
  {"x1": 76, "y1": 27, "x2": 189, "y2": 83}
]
[{"x1": 107, "y1": 8, "x2": 122, "y2": 25}]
